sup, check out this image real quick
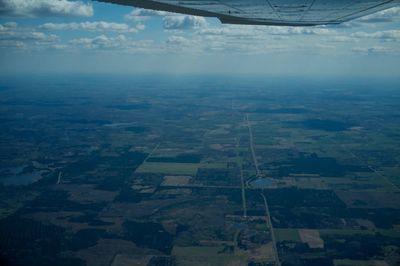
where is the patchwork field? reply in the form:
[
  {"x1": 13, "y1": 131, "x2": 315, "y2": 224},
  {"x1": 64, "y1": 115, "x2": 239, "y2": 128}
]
[{"x1": 0, "y1": 76, "x2": 399, "y2": 266}]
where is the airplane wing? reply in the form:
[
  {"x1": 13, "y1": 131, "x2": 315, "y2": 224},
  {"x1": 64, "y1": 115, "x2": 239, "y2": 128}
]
[{"x1": 96, "y1": 0, "x2": 400, "y2": 26}]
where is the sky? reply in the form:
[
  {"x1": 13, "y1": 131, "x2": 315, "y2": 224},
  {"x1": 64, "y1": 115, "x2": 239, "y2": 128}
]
[{"x1": 0, "y1": 0, "x2": 400, "y2": 77}]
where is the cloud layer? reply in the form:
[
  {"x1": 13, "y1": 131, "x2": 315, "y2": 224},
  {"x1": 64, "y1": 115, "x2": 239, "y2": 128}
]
[
  {"x1": 39, "y1": 21, "x2": 139, "y2": 33},
  {"x1": 125, "y1": 8, "x2": 207, "y2": 29},
  {"x1": 0, "y1": 22, "x2": 58, "y2": 49},
  {"x1": 0, "y1": 5, "x2": 399, "y2": 59},
  {"x1": 0, "y1": 0, "x2": 93, "y2": 17}
]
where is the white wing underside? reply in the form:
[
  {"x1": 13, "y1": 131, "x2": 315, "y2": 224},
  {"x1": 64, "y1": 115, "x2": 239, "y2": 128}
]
[{"x1": 97, "y1": 0, "x2": 400, "y2": 26}]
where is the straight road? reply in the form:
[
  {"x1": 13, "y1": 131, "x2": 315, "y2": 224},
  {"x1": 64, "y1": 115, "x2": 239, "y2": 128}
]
[
  {"x1": 246, "y1": 114, "x2": 280, "y2": 266},
  {"x1": 57, "y1": 171, "x2": 62, "y2": 184},
  {"x1": 143, "y1": 143, "x2": 160, "y2": 163},
  {"x1": 246, "y1": 114, "x2": 261, "y2": 177},
  {"x1": 261, "y1": 192, "x2": 281, "y2": 266},
  {"x1": 236, "y1": 138, "x2": 247, "y2": 218}
]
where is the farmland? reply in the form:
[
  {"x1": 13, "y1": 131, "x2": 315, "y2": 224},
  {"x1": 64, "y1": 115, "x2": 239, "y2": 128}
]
[{"x1": 0, "y1": 75, "x2": 399, "y2": 265}]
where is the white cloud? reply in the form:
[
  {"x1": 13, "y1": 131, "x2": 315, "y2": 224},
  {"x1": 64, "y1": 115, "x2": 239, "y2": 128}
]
[
  {"x1": 136, "y1": 24, "x2": 146, "y2": 31},
  {"x1": 329, "y1": 36, "x2": 358, "y2": 43},
  {"x1": 69, "y1": 34, "x2": 128, "y2": 49},
  {"x1": 268, "y1": 27, "x2": 333, "y2": 35},
  {"x1": 0, "y1": 22, "x2": 59, "y2": 49},
  {"x1": 125, "y1": 8, "x2": 207, "y2": 30},
  {"x1": 196, "y1": 24, "x2": 333, "y2": 39},
  {"x1": 0, "y1": 39, "x2": 25, "y2": 48},
  {"x1": 1, "y1": 3, "x2": 398, "y2": 58},
  {"x1": 166, "y1": 35, "x2": 192, "y2": 47},
  {"x1": 0, "y1": 0, "x2": 93, "y2": 17},
  {"x1": 69, "y1": 34, "x2": 158, "y2": 53},
  {"x1": 69, "y1": 34, "x2": 164, "y2": 54},
  {"x1": 3, "y1": 21, "x2": 17, "y2": 28},
  {"x1": 163, "y1": 15, "x2": 207, "y2": 30},
  {"x1": 124, "y1": 8, "x2": 169, "y2": 22},
  {"x1": 50, "y1": 44, "x2": 67, "y2": 50},
  {"x1": 39, "y1": 21, "x2": 139, "y2": 33},
  {"x1": 352, "y1": 30, "x2": 400, "y2": 41},
  {"x1": 0, "y1": 22, "x2": 58, "y2": 42}
]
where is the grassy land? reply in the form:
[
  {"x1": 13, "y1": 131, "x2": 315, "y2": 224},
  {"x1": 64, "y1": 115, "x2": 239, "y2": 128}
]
[
  {"x1": 274, "y1": 228, "x2": 301, "y2": 242},
  {"x1": 318, "y1": 229, "x2": 375, "y2": 236},
  {"x1": 137, "y1": 162, "x2": 227, "y2": 175},
  {"x1": 173, "y1": 246, "x2": 247, "y2": 266},
  {"x1": 333, "y1": 259, "x2": 388, "y2": 266},
  {"x1": 318, "y1": 228, "x2": 400, "y2": 238},
  {"x1": 137, "y1": 162, "x2": 200, "y2": 175}
]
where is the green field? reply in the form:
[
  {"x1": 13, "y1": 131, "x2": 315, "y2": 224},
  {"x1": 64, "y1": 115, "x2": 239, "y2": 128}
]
[
  {"x1": 274, "y1": 229, "x2": 301, "y2": 242},
  {"x1": 334, "y1": 259, "x2": 388, "y2": 266},
  {"x1": 318, "y1": 229, "x2": 375, "y2": 236},
  {"x1": 137, "y1": 162, "x2": 227, "y2": 175},
  {"x1": 137, "y1": 162, "x2": 200, "y2": 175},
  {"x1": 173, "y1": 246, "x2": 247, "y2": 266}
]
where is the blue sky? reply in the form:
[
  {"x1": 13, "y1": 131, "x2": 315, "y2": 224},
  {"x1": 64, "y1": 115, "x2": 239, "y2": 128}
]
[{"x1": 0, "y1": 0, "x2": 400, "y2": 76}]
